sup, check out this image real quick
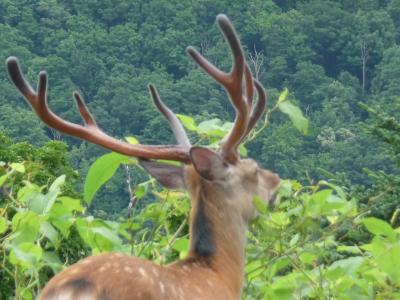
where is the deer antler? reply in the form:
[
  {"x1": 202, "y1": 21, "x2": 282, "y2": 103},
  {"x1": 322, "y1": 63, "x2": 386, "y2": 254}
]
[
  {"x1": 187, "y1": 14, "x2": 266, "y2": 163},
  {"x1": 6, "y1": 57, "x2": 191, "y2": 163}
]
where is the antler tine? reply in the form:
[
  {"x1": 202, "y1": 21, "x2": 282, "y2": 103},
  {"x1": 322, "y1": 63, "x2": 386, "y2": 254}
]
[
  {"x1": 244, "y1": 80, "x2": 266, "y2": 137},
  {"x1": 73, "y1": 92, "x2": 98, "y2": 128},
  {"x1": 148, "y1": 84, "x2": 191, "y2": 149},
  {"x1": 244, "y1": 64, "x2": 254, "y2": 109},
  {"x1": 187, "y1": 14, "x2": 250, "y2": 163},
  {"x1": 6, "y1": 57, "x2": 190, "y2": 163}
]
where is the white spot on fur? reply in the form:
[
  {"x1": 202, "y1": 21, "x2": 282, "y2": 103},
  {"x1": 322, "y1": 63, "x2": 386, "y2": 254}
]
[
  {"x1": 159, "y1": 282, "x2": 165, "y2": 294},
  {"x1": 124, "y1": 266, "x2": 133, "y2": 273},
  {"x1": 178, "y1": 287, "x2": 185, "y2": 296},
  {"x1": 57, "y1": 290, "x2": 96, "y2": 300},
  {"x1": 170, "y1": 285, "x2": 177, "y2": 295},
  {"x1": 195, "y1": 286, "x2": 203, "y2": 294},
  {"x1": 70, "y1": 268, "x2": 79, "y2": 274},
  {"x1": 99, "y1": 266, "x2": 106, "y2": 272},
  {"x1": 56, "y1": 290, "x2": 73, "y2": 300},
  {"x1": 206, "y1": 279, "x2": 214, "y2": 287},
  {"x1": 138, "y1": 267, "x2": 147, "y2": 278},
  {"x1": 151, "y1": 267, "x2": 159, "y2": 277}
]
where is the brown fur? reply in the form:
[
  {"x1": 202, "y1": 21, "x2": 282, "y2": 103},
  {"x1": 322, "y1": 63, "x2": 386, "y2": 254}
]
[{"x1": 40, "y1": 161, "x2": 279, "y2": 300}]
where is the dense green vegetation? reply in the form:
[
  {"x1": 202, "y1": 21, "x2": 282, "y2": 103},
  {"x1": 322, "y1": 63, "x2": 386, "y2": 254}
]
[{"x1": 1, "y1": 0, "x2": 400, "y2": 299}]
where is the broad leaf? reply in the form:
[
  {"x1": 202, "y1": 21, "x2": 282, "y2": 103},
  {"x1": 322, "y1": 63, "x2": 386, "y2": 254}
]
[
  {"x1": 0, "y1": 216, "x2": 7, "y2": 234},
  {"x1": 277, "y1": 88, "x2": 289, "y2": 104},
  {"x1": 252, "y1": 196, "x2": 268, "y2": 214},
  {"x1": 10, "y1": 162, "x2": 25, "y2": 173},
  {"x1": 362, "y1": 218, "x2": 396, "y2": 242},
  {"x1": 278, "y1": 101, "x2": 309, "y2": 135},
  {"x1": 125, "y1": 136, "x2": 139, "y2": 144},
  {"x1": 177, "y1": 114, "x2": 197, "y2": 131},
  {"x1": 84, "y1": 152, "x2": 132, "y2": 204},
  {"x1": 9, "y1": 242, "x2": 42, "y2": 268}
]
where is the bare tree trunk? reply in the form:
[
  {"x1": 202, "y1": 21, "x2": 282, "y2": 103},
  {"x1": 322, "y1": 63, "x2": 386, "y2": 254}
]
[
  {"x1": 360, "y1": 40, "x2": 369, "y2": 95},
  {"x1": 248, "y1": 45, "x2": 265, "y2": 81}
]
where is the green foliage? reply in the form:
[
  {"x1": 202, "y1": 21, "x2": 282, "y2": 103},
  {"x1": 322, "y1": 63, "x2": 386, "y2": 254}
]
[
  {"x1": 83, "y1": 152, "x2": 133, "y2": 204},
  {"x1": 2, "y1": 158, "x2": 400, "y2": 299},
  {"x1": 244, "y1": 180, "x2": 400, "y2": 299},
  {"x1": 278, "y1": 101, "x2": 309, "y2": 135}
]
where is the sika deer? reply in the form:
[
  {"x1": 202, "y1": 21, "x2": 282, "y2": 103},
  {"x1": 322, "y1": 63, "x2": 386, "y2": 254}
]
[{"x1": 6, "y1": 14, "x2": 280, "y2": 300}]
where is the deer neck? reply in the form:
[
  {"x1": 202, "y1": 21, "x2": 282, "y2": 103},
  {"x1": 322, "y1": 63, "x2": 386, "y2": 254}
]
[{"x1": 187, "y1": 178, "x2": 248, "y2": 297}]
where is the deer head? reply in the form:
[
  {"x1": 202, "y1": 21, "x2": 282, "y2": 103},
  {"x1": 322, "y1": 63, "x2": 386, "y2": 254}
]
[{"x1": 6, "y1": 14, "x2": 280, "y2": 300}]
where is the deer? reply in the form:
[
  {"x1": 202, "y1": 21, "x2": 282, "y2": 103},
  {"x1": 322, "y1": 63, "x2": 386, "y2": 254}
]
[{"x1": 6, "y1": 14, "x2": 280, "y2": 300}]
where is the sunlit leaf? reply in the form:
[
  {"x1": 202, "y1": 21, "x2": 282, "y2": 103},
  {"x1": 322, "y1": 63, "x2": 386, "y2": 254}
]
[
  {"x1": 11, "y1": 211, "x2": 42, "y2": 244},
  {"x1": 125, "y1": 136, "x2": 139, "y2": 144},
  {"x1": 278, "y1": 101, "x2": 309, "y2": 135},
  {"x1": 177, "y1": 114, "x2": 197, "y2": 131},
  {"x1": 362, "y1": 218, "x2": 397, "y2": 242},
  {"x1": 371, "y1": 239, "x2": 400, "y2": 281},
  {"x1": 0, "y1": 173, "x2": 11, "y2": 187},
  {"x1": 84, "y1": 153, "x2": 132, "y2": 204},
  {"x1": 9, "y1": 242, "x2": 42, "y2": 267},
  {"x1": 252, "y1": 196, "x2": 268, "y2": 214},
  {"x1": 197, "y1": 118, "x2": 227, "y2": 137},
  {"x1": 277, "y1": 88, "x2": 289, "y2": 104},
  {"x1": 172, "y1": 238, "x2": 189, "y2": 255},
  {"x1": 10, "y1": 162, "x2": 25, "y2": 173},
  {"x1": 0, "y1": 216, "x2": 8, "y2": 234}
]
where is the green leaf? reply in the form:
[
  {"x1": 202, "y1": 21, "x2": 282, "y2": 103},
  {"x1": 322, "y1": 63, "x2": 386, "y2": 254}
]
[
  {"x1": 238, "y1": 144, "x2": 248, "y2": 157},
  {"x1": 11, "y1": 211, "x2": 42, "y2": 244},
  {"x1": 125, "y1": 136, "x2": 139, "y2": 144},
  {"x1": 84, "y1": 153, "x2": 131, "y2": 204},
  {"x1": 252, "y1": 196, "x2": 268, "y2": 214},
  {"x1": 0, "y1": 173, "x2": 12, "y2": 187},
  {"x1": 27, "y1": 176, "x2": 65, "y2": 215},
  {"x1": 277, "y1": 88, "x2": 289, "y2": 104},
  {"x1": 371, "y1": 239, "x2": 400, "y2": 281},
  {"x1": 197, "y1": 119, "x2": 227, "y2": 137},
  {"x1": 326, "y1": 257, "x2": 364, "y2": 280},
  {"x1": 9, "y1": 242, "x2": 42, "y2": 268},
  {"x1": 337, "y1": 245, "x2": 362, "y2": 254},
  {"x1": 362, "y1": 217, "x2": 396, "y2": 242},
  {"x1": 278, "y1": 101, "x2": 309, "y2": 135},
  {"x1": 177, "y1": 114, "x2": 197, "y2": 131},
  {"x1": 269, "y1": 212, "x2": 290, "y2": 227},
  {"x1": 57, "y1": 196, "x2": 84, "y2": 213},
  {"x1": 172, "y1": 238, "x2": 189, "y2": 256},
  {"x1": 40, "y1": 222, "x2": 59, "y2": 246},
  {"x1": 43, "y1": 175, "x2": 65, "y2": 214},
  {"x1": 270, "y1": 257, "x2": 290, "y2": 278},
  {"x1": 42, "y1": 251, "x2": 63, "y2": 273},
  {"x1": 10, "y1": 162, "x2": 25, "y2": 173},
  {"x1": 245, "y1": 260, "x2": 263, "y2": 280},
  {"x1": 299, "y1": 252, "x2": 317, "y2": 265},
  {"x1": 134, "y1": 184, "x2": 147, "y2": 199},
  {"x1": 0, "y1": 216, "x2": 8, "y2": 234}
]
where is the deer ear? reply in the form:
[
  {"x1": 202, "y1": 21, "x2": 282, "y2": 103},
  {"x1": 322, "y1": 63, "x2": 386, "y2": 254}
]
[
  {"x1": 189, "y1": 147, "x2": 227, "y2": 181},
  {"x1": 139, "y1": 159, "x2": 186, "y2": 190}
]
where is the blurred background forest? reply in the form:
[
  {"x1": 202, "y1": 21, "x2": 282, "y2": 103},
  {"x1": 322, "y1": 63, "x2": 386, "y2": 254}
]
[{"x1": 1, "y1": 0, "x2": 399, "y2": 220}]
